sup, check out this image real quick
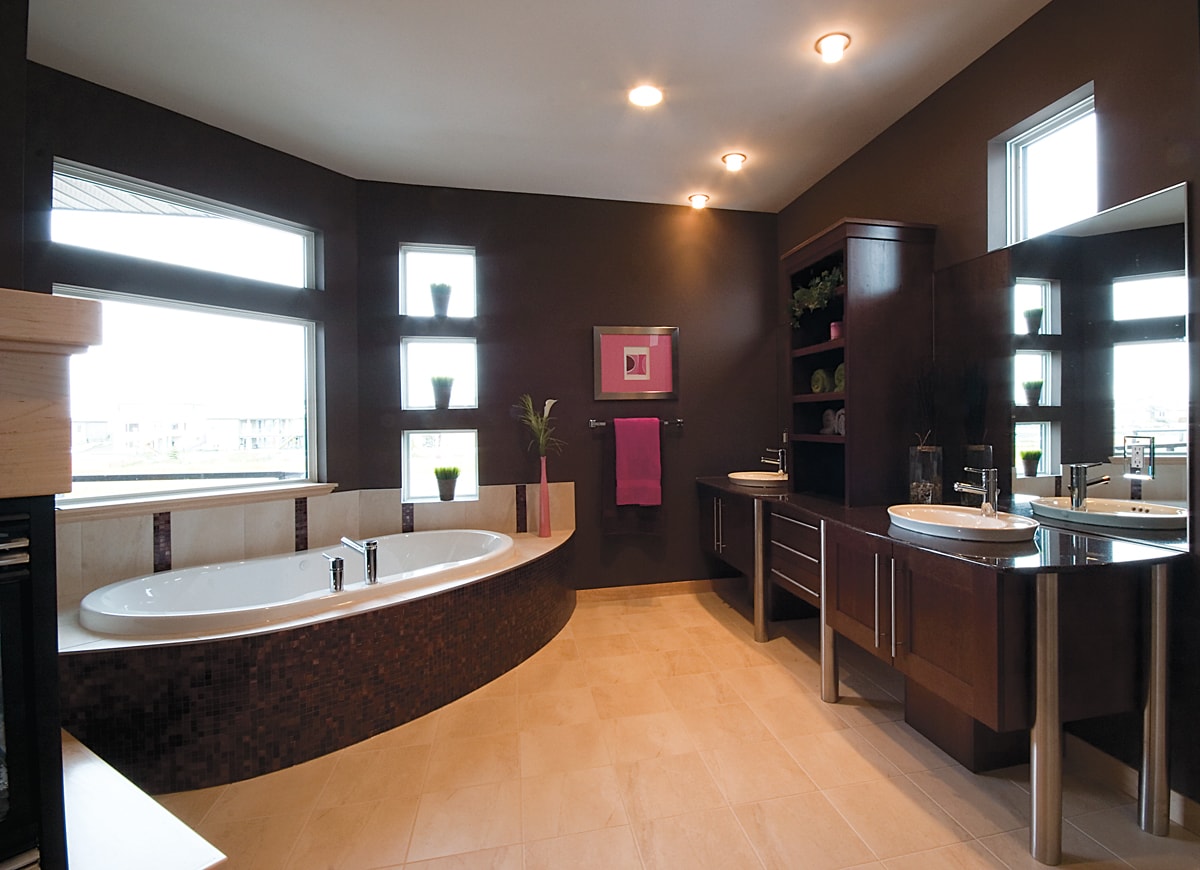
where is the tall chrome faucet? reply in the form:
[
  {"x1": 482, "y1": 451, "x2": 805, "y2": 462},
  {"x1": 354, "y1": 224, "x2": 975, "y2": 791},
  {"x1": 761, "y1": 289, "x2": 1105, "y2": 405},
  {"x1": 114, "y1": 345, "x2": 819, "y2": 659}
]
[
  {"x1": 1064, "y1": 462, "x2": 1110, "y2": 509},
  {"x1": 340, "y1": 536, "x2": 379, "y2": 584},
  {"x1": 761, "y1": 447, "x2": 787, "y2": 475},
  {"x1": 952, "y1": 466, "x2": 999, "y2": 516}
]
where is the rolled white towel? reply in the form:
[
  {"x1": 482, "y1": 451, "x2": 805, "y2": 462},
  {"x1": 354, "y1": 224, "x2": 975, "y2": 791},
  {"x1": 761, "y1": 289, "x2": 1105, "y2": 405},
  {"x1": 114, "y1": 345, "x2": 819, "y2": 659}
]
[
  {"x1": 819, "y1": 408, "x2": 836, "y2": 435},
  {"x1": 834, "y1": 408, "x2": 846, "y2": 435}
]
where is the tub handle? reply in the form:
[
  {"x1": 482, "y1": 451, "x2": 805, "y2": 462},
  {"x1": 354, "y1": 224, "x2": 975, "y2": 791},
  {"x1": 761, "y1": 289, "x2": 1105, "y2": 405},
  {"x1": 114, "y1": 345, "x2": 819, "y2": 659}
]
[{"x1": 324, "y1": 553, "x2": 345, "y2": 592}]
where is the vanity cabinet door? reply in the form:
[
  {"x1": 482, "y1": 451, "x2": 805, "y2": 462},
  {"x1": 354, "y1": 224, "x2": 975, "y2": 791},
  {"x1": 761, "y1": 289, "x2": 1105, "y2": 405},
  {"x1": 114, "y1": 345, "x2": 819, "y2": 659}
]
[
  {"x1": 697, "y1": 486, "x2": 756, "y2": 578},
  {"x1": 824, "y1": 522, "x2": 893, "y2": 661},
  {"x1": 891, "y1": 544, "x2": 1007, "y2": 728}
]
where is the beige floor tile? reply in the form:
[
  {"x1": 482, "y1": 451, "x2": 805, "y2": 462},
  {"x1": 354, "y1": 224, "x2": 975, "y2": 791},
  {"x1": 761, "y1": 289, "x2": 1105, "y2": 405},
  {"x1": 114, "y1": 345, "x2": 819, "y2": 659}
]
[
  {"x1": 194, "y1": 812, "x2": 307, "y2": 870},
  {"x1": 520, "y1": 766, "x2": 629, "y2": 841},
  {"x1": 781, "y1": 728, "x2": 901, "y2": 788},
  {"x1": 733, "y1": 792, "x2": 877, "y2": 870},
  {"x1": 203, "y1": 754, "x2": 337, "y2": 826},
  {"x1": 591, "y1": 679, "x2": 673, "y2": 719},
  {"x1": 631, "y1": 625, "x2": 700, "y2": 653},
  {"x1": 423, "y1": 733, "x2": 521, "y2": 792},
  {"x1": 620, "y1": 609, "x2": 683, "y2": 633},
  {"x1": 436, "y1": 695, "x2": 520, "y2": 739},
  {"x1": 601, "y1": 710, "x2": 698, "y2": 764},
  {"x1": 584, "y1": 652, "x2": 671, "y2": 686},
  {"x1": 404, "y1": 843, "x2": 524, "y2": 870},
  {"x1": 523, "y1": 825, "x2": 643, "y2": 870},
  {"x1": 468, "y1": 669, "x2": 520, "y2": 699},
  {"x1": 908, "y1": 766, "x2": 1031, "y2": 837},
  {"x1": 633, "y1": 807, "x2": 763, "y2": 869},
  {"x1": 774, "y1": 651, "x2": 824, "y2": 692},
  {"x1": 976, "y1": 823, "x2": 1130, "y2": 868},
  {"x1": 1069, "y1": 803, "x2": 1200, "y2": 869},
  {"x1": 153, "y1": 784, "x2": 226, "y2": 828},
  {"x1": 570, "y1": 614, "x2": 635, "y2": 638},
  {"x1": 702, "y1": 640, "x2": 777, "y2": 670},
  {"x1": 853, "y1": 720, "x2": 957, "y2": 774},
  {"x1": 406, "y1": 780, "x2": 523, "y2": 863},
  {"x1": 575, "y1": 632, "x2": 645, "y2": 658},
  {"x1": 515, "y1": 657, "x2": 591, "y2": 693},
  {"x1": 526, "y1": 636, "x2": 580, "y2": 663},
  {"x1": 615, "y1": 751, "x2": 726, "y2": 822},
  {"x1": 284, "y1": 797, "x2": 416, "y2": 870},
  {"x1": 1000, "y1": 765, "x2": 1136, "y2": 819},
  {"x1": 518, "y1": 721, "x2": 612, "y2": 777},
  {"x1": 828, "y1": 679, "x2": 905, "y2": 726},
  {"x1": 316, "y1": 744, "x2": 430, "y2": 806},
  {"x1": 724, "y1": 663, "x2": 807, "y2": 703},
  {"x1": 676, "y1": 701, "x2": 772, "y2": 750},
  {"x1": 351, "y1": 709, "x2": 441, "y2": 750},
  {"x1": 700, "y1": 739, "x2": 817, "y2": 805},
  {"x1": 659, "y1": 647, "x2": 717, "y2": 676},
  {"x1": 746, "y1": 690, "x2": 849, "y2": 740},
  {"x1": 657, "y1": 671, "x2": 742, "y2": 710},
  {"x1": 687, "y1": 623, "x2": 750, "y2": 648},
  {"x1": 517, "y1": 686, "x2": 601, "y2": 728},
  {"x1": 881, "y1": 840, "x2": 1008, "y2": 869},
  {"x1": 823, "y1": 776, "x2": 972, "y2": 860}
]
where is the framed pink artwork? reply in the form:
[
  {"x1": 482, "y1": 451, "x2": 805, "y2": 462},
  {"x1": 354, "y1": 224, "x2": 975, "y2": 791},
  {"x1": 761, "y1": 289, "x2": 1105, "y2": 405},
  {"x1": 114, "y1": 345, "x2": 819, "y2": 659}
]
[{"x1": 593, "y1": 326, "x2": 679, "y2": 400}]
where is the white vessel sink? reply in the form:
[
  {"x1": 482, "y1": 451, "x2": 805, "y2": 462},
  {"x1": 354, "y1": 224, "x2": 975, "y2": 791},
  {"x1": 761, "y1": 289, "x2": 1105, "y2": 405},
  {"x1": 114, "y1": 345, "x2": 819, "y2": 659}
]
[
  {"x1": 1030, "y1": 497, "x2": 1187, "y2": 530},
  {"x1": 888, "y1": 504, "x2": 1039, "y2": 542},
  {"x1": 727, "y1": 471, "x2": 788, "y2": 486}
]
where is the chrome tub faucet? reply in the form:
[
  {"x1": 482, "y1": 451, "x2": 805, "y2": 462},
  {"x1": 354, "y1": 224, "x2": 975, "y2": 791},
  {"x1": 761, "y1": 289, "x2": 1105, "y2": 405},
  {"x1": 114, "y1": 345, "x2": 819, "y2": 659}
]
[{"x1": 340, "y1": 536, "x2": 379, "y2": 584}]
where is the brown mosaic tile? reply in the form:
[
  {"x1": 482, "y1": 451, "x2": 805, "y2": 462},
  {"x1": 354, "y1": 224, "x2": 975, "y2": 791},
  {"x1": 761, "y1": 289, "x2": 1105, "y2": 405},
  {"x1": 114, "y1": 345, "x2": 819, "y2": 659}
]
[
  {"x1": 402, "y1": 502, "x2": 415, "y2": 533},
  {"x1": 152, "y1": 511, "x2": 171, "y2": 573},
  {"x1": 294, "y1": 498, "x2": 308, "y2": 551},
  {"x1": 59, "y1": 543, "x2": 575, "y2": 794},
  {"x1": 515, "y1": 485, "x2": 527, "y2": 533}
]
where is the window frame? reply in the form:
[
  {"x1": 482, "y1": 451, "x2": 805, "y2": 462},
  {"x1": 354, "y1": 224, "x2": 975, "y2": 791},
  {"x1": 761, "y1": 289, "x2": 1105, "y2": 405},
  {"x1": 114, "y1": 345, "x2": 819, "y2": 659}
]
[
  {"x1": 399, "y1": 243, "x2": 478, "y2": 317},
  {"x1": 54, "y1": 284, "x2": 319, "y2": 506}
]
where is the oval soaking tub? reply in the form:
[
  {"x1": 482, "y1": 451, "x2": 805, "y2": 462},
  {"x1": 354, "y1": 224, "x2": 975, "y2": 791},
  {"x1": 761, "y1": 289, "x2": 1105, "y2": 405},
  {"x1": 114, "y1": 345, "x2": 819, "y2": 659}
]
[{"x1": 80, "y1": 528, "x2": 515, "y2": 637}]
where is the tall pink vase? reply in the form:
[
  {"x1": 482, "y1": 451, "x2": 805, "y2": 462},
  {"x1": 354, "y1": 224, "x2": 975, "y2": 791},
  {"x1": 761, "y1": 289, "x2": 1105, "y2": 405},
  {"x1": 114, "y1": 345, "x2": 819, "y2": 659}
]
[{"x1": 538, "y1": 455, "x2": 551, "y2": 537}]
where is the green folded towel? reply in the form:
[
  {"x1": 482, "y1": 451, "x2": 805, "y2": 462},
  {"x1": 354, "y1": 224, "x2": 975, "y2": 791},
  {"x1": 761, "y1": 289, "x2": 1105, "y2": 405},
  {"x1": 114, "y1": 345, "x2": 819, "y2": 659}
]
[
  {"x1": 811, "y1": 368, "x2": 831, "y2": 393},
  {"x1": 834, "y1": 363, "x2": 845, "y2": 392}
]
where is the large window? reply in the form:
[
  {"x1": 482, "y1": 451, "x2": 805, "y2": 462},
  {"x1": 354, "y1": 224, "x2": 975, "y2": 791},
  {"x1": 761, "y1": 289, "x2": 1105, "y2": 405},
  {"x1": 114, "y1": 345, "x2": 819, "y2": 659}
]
[
  {"x1": 58, "y1": 287, "x2": 316, "y2": 503},
  {"x1": 52, "y1": 160, "x2": 315, "y2": 288}
]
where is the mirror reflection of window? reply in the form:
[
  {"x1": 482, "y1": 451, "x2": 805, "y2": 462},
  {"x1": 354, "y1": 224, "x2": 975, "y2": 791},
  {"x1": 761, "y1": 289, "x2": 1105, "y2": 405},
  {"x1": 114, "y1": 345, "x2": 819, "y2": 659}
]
[{"x1": 1013, "y1": 351, "x2": 1051, "y2": 405}]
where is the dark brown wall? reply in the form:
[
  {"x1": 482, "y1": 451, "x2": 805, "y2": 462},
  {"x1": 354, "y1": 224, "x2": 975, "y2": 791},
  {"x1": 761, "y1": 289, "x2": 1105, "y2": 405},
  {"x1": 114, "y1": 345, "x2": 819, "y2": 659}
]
[
  {"x1": 0, "y1": 0, "x2": 27, "y2": 288},
  {"x1": 22, "y1": 65, "x2": 363, "y2": 489},
  {"x1": 357, "y1": 182, "x2": 779, "y2": 587},
  {"x1": 778, "y1": 0, "x2": 1200, "y2": 802}
]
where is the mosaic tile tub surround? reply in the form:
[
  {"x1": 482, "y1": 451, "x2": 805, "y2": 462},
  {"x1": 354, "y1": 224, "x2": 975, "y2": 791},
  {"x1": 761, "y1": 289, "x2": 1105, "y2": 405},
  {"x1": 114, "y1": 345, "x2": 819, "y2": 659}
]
[{"x1": 59, "y1": 541, "x2": 574, "y2": 794}]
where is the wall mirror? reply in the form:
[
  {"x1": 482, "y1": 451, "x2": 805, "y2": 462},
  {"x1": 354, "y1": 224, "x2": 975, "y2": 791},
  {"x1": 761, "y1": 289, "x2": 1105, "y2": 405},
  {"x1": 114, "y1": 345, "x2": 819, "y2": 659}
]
[{"x1": 934, "y1": 183, "x2": 1188, "y2": 550}]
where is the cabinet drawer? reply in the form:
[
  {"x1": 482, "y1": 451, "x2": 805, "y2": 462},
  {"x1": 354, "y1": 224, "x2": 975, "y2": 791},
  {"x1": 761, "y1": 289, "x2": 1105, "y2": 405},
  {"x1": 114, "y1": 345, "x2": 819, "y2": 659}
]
[{"x1": 769, "y1": 509, "x2": 820, "y2": 558}]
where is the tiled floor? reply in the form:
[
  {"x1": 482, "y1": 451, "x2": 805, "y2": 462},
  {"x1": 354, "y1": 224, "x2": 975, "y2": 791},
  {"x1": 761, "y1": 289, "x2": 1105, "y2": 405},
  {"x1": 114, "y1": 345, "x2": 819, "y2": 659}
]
[{"x1": 156, "y1": 582, "x2": 1200, "y2": 869}]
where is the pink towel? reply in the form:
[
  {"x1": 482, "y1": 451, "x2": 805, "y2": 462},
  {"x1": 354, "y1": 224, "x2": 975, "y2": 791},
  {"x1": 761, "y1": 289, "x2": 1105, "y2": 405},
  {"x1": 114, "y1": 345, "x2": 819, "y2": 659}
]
[{"x1": 614, "y1": 417, "x2": 662, "y2": 506}]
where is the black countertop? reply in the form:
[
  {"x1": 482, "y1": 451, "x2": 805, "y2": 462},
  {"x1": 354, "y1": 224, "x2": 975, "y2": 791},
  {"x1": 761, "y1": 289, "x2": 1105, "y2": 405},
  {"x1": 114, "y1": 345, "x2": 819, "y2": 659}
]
[{"x1": 697, "y1": 476, "x2": 1187, "y2": 574}]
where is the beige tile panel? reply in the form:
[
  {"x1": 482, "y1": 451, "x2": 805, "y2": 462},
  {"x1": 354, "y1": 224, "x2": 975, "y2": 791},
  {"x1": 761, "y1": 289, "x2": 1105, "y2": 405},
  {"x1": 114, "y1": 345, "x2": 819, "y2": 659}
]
[
  {"x1": 423, "y1": 733, "x2": 521, "y2": 792},
  {"x1": 907, "y1": 766, "x2": 1031, "y2": 837},
  {"x1": 242, "y1": 498, "x2": 295, "y2": 559},
  {"x1": 614, "y1": 751, "x2": 725, "y2": 822},
  {"x1": 823, "y1": 775, "x2": 972, "y2": 860},
  {"x1": 781, "y1": 728, "x2": 901, "y2": 789},
  {"x1": 305, "y1": 488, "x2": 360, "y2": 548},
  {"x1": 171, "y1": 504, "x2": 246, "y2": 568},
  {"x1": 976, "y1": 822, "x2": 1129, "y2": 868},
  {"x1": 55, "y1": 519, "x2": 83, "y2": 607},
  {"x1": 518, "y1": 722, "x2": 612, "y2": 778},
  {"x1": 406, "y1": 780, "x2": 523, "y2": 863},
  {"x1": 1067, "y1": 803, "x2": 1200, "y2": 869},
  {"x1": 882, "y1": 840, "x2": 1009, "y2": 869},
  {"x1": 356, "y1": 487, "x2": 405, "y2": 538},
  {"x1": 519, "y1": 766, "x2": 629, "y2": 842},
  {"x1": 405, "y1": 844, "x2": 524, "y2": 870},
  {"x1": 601, "y1": 710, "x2": 697, "y2": 765},
  {"x1": 732, "y1": 791, "x2": 877, "y2": 870},
  {"x1": 700, "y1": 739, "x2": 817, "y2": 805},
  {"x1": 633, "y1": 806, "x2": 762, "y2": 870},
  {"x1": 523, "y1": 825, "x2": 641, "y2": 870},
  {"x1": 78, "y1": 512, "x2": 154, "y2": 596}
]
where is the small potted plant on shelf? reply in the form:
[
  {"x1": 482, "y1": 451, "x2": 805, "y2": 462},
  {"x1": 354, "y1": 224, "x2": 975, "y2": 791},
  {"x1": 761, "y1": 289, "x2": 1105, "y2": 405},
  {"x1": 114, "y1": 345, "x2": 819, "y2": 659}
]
[
  {"x1": 790, "y1": 266, "x2": 844, "y2": 327},
  {"x1": 430, "y1": 283, "x2": 451, "y2": 317},
  {"x1": 1020, "y1": 449, "x2": 1042, "y2": 478},
  {"x1": 431, "y1": 375, "x2": 454, "y2": 409},
  {"x1": 434, "y1": 466, "x2": 460, "y2": 501},
  {"x1": 1022, "y1": 379, "x2": 1044, "y2": 406},
  {"x1": 1024, "y1": 307, "x2": 1044, "y2": 335}
]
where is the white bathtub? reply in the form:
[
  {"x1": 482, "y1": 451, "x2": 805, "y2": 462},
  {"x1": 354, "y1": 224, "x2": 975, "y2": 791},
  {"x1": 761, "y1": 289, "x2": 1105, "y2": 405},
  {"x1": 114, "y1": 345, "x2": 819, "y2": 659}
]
[{"x1": 79, "y1": 529, "x2": 516, "y2": 638}]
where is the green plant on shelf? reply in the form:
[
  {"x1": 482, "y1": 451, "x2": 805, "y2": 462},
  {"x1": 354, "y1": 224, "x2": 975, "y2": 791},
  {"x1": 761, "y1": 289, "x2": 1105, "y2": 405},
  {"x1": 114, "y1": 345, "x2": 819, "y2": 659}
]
[
  {"x1": 433, "y1": 466, "x2": 460, "y2": 480},
  {"x1": 1019, "y1": 450, "x2": 1042, "y2": 462},
  {"x1": 790, "y1": 266, "x2": 845, "y2": 326}
]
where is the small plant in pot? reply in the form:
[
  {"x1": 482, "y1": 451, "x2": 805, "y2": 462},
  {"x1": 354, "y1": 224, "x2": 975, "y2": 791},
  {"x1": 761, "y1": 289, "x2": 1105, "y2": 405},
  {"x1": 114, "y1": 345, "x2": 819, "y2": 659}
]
[
  {"x1": 434, "y1": 466, "x2": 460, "y2": 501},
  {"x1": 790, "y1": 266, "x2": 844, "y2": 327},
  {"x1": 1022, "y1": 379, "x2": 1044, "y2": 406},
  {"x1": 1024, "y1": 307, "x2": 1044, "y2": 335},
  {"x1": 1020, "y1": 449, "x2": 1042, "y2": 478},
  {"x1": 431, "y1": 375, "x2": 454, "y2": 409},
  {"x1": 430, "y1": 283, "x2": 451, "y2": 317}
]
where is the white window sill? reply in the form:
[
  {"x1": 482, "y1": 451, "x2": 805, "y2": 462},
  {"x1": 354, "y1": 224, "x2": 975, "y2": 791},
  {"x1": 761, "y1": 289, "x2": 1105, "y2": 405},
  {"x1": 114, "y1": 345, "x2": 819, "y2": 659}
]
[{"x1": 55, "y1": 481, "x2": 338, "y2": 523}]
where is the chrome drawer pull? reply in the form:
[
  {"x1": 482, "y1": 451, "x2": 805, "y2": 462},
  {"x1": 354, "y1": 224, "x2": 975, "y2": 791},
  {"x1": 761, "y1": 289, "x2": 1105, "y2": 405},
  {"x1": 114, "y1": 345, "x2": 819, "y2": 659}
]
[
  {"x1": 774, "y1": 514, "x2": 818, "y2": 532},
  {"x1": 770, "y1": 568, "x2": 819, "y2": 600},
  {"x1": 771, "y1": 541, "x2": 819, "y2": 563}
]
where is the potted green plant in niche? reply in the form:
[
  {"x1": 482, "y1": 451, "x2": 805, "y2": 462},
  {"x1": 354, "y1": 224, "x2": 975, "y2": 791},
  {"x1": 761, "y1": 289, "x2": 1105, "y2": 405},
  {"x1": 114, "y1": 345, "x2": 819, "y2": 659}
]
[
  {"x1": 1020, "y1": 450, "x2": 1042, "y2": 478},
  {"x1": 790, "y1": 266, "x2": 844, "y2": 327},
  {"x1": 1024, "y1": 307, "x2": 1044, "y2": 335},
  {"x1": 434, "y1": 466, "x2": 460, "y2": 501},
  {"x1": 431, "y1": 375, "x2": 454, "y2": 409},
  {"x1": 430, "y1": 283, "x2": 451, "y2": 317},
  {"x1": 1023, "y1": 379, "x2": 1044, "y2": 407}
]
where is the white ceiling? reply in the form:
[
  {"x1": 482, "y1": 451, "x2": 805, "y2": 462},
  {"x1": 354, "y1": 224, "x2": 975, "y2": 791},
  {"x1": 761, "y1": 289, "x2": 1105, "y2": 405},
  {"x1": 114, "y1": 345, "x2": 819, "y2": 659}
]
[{"x1": 26, "y1": 0, "x2": 1052, "y2": 213}]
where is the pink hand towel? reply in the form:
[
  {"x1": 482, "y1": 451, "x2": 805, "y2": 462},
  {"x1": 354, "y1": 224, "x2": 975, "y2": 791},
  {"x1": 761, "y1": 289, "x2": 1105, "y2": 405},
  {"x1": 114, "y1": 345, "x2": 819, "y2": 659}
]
[{"x1": 614, "y1": 417, "x2": 662, "y2": 506}]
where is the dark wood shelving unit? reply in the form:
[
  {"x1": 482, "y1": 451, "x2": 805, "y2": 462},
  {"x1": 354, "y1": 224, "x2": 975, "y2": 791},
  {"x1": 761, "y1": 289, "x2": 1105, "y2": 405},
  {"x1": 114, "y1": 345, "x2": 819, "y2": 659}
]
[{"x1": 782, "y1": 219, "x2": 936, "y2": 506}]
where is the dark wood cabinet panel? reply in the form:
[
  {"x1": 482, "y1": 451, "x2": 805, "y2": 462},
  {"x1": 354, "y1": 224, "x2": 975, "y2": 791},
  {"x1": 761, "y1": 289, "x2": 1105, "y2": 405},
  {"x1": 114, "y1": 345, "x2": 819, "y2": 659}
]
[
  {"x1": 697, "y1": 485, "x2": 755, "y2": 579},
  {"x1": 767, "y1": 506, "x2": 822, "y2": 608},
  {"x1": 824, "y1": 522, "x2": 891, "y2": 659}
]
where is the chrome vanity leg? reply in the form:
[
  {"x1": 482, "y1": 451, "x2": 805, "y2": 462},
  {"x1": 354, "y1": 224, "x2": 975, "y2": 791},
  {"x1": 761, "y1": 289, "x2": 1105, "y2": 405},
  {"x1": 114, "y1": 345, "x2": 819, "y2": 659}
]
[
  {"x1": 752, "y1": 499, "x2": 768, "y2": 643},
  {"x1": 819, "y1": 520, "x2": 839, "y2": 703},
  {"x1": 1139, "y1": 562, "x2": 1170, "y2": 835},
  {"x1": 1031, "y1": 571, "x2": 1062, "y2": 866}
]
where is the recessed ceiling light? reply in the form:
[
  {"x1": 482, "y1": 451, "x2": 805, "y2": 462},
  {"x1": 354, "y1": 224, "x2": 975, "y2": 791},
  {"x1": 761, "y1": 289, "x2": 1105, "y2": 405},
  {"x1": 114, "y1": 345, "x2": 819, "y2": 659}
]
[
  {"x1": 628, "y1": 85, "x2": 664, "y2": 107},
  {"x1": 722, "y1": 152, "x2": 747, "y2": 171},
  {"x1": 815, "y1": 32, "x2": 851, "y2": 64},
  {"x1": 689, "y1": 194, "x2": 710, "y2": 209}
]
